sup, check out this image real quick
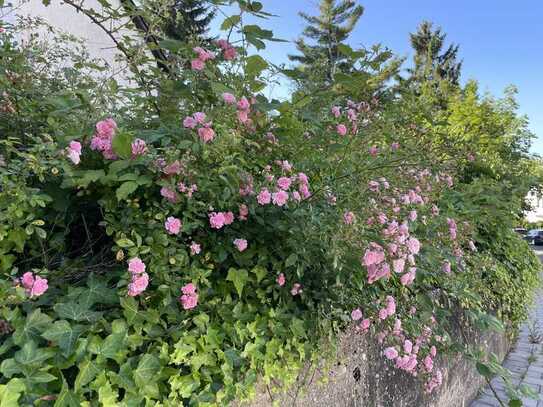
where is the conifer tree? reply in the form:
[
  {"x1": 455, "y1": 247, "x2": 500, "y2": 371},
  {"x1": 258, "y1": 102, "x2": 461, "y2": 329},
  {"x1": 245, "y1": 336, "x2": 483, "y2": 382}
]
[
  {"x1": 164, "y1": 0, "x2": 215, "y2": 41},
  {"x1": 288, "y1": 0, "x2": 364, "y2": 87},
  {"x1": 409, "y1": 21, "x2": 462, "y2": 86}
]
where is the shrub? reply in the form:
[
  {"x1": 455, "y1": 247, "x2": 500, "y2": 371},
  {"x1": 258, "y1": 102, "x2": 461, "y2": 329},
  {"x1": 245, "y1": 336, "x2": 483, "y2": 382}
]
[{"x1": 0, "y1": 3, "x2": 540, "y2": 405}]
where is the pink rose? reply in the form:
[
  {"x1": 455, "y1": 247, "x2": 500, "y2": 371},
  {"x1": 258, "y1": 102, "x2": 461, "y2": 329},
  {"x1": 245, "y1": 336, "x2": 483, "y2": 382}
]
[
  {"x1": 233, "y1": 238, "x2": 248, "y2": 252},
  {"x1": 197, "y1": 127, "x2": 215, "y2": 143},
  {"x1": 131, "y1": 138, "x2": 147, "y2": 157},
  {"x1": 209, "y1": 212, "x2": 226, "y2": 229},
  {"x1": 257, "y1": 188, "x2": 271, "y2": 205},
  {"x1": 237, "y1": 97, "x2": 250, "y2": 110},
  {"x1": 336, "y1": 124, "x2": 347, "y2": 136},
  {"x1": 128, "y1": 272, "x2": 148, "y2": 296},
  {"x1": 290, "y1": 283, "x2": 302, "y2": 296},
  {"x1": 191, "y1": 58, "x2": 205, "y2": 71},
  {"x1": 128, "y1": 257, "x2": 146, "y2": 274},
  {"x1": 277, "y1": 273, "x2": 286, "y2": 286},
  {"x1": 384, "y1": 347, "x2": 399, "y2": 360},
  {"x1": 272, "y1": 190, "x2": 289, "y2": 206},
  {"x1": 343, "y1": 211, "x2": 355, "y2": 225},
  {"x1": 351, "y1": 308, "x2": 363, "y2": 321},
  {"x1": 190, "y1": 242, "x2": 201, "y2": 255},
  {"x1": 183, "y1": 116, "x2": 198, "y2": 129},
  {"x1": 222, "y1": 92, "x2": 236, "y2": 104},
  {"x1": 165, "y1": 216, "x2": 182, "y2": 235},
  {"x1": 277, "y1": 177, "x2": 292, "y2": 191}
]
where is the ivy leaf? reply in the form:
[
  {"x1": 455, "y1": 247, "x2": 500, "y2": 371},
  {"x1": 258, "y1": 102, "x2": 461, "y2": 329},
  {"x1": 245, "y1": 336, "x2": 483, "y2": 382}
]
[
  {"x1": 116, "y1": 181, "x2": 138, "y2": 201},
  {"x1": 171, "y1": 375, "x2": 200, "y2": 398},
  {"x1": 14, "y1": 341, "x2": 55, "y2": 366},
  {"x1": 133, "y1": 354, "x2": 161, "y2": 388},
  {"x1": 120, "y1": 296, "x2": 140, "y2": 324},
  {"x1": 54, "y1": 377, "x2": 81, "y2": 407},
  {"x1": 53, "y1": 302, "x2": 102, "y2": 322},
  {"x1": 75, "y1": 359, "x2": 100, "y2": 391},
  {"x1": 101, "y1": 332, "x2": 126, "y2": 361},
  {"x1": 226, "y1": 268, "x2": 249, "y2": 297},
  {"x1": 41, "y1": 320, "x2": 85, "y2": 357},
  {"x1": 0, "y1": 378, "x2": 26, "y2": 407},
  {"x1": 0, "y1": 359, "x2": 21, "y2": 378},
  {"x1": 12, "y1": 308, "x2": 52, "y2": 345},
  {"x1": 111, "y1": 131, "x2": 133, "y2": 159},
  {"x1": 251, "y1": 266, "x2": 267, "y2": 283},
  {"x1": 79, "y1": 274, "x2": 118, "y2": 308}
]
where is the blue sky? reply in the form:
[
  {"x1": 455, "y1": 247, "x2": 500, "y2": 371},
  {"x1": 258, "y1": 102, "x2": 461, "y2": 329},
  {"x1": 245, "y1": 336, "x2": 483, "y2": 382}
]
[{"x1": 211, "y1": 0, "x2": 543, "y2": 154}]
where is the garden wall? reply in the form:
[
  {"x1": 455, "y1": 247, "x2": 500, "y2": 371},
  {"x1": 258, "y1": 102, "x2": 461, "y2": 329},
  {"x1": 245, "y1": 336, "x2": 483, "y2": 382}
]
[{"x1": 246, "y1": 324, "x2": 510, "y2": 407}]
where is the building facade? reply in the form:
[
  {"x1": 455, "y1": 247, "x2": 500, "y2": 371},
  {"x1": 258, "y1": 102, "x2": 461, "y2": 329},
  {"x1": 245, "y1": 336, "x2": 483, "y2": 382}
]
[{"x1": 525, "y1": 190, "x2": 543, "y2": 223}]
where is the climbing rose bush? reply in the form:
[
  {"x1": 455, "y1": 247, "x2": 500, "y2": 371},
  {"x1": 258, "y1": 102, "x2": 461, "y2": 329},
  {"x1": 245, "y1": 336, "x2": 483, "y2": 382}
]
[{"x1": 0, "y1": 4, "x2": 540, "y2": 406}]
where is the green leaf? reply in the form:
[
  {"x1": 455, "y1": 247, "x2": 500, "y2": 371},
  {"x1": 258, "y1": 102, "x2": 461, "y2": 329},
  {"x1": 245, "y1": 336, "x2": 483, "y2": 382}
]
[
  {"x1": 226, "y1": 268, "x2": 249, "y2": 297},
  {"x1": 245, "y1": 55, "x2": 268, "y2": 77},
  {"x1": 28, "y1": 371, "x2": 57, "y2": 383},
  {"x1": 0, "y1": 359, "x2": 21, "y2": 378},
  {"x1": 101, "y1": 332, "x2": 126, "y2": 361},
  {"x1": 120, "y1": 296, "x2": 140, "y2": 324},
  {"x1": 75, "y1": 359, "x2": 100, "y2": 391},
  {"x1": 221, "y1": 15, "x2": 240, "y2": 30},
  {"x1": 12, "y1": 308, "x2": 52, "y2": 345},
  {"x1": 42, "y1": 320, "x2": 85, "y2": 357},
  {"x1": 112, "y1": 131, "x2": 133, "y2": 159},
  {"x1": 0, "y1": 378, "x2": 26, "y2": 407},
  {"x1": 54, "y1": 377, "x2": 81, "y2": 407},
  {"x1": 53, "y1": 302, "x2": 102, "y2": 322},
  {"x1": 133, "y1": 354, "x2": 161, "y2": 388},
  {"x1": 116, "y1": 237, "x2": 135, "y2": 248},
  {"x1": 14, "y1": 341, "x2": 55, "y2": 366},
  {"x1": 475, "y1": 361, "x2": 492, "y2": 377},
  {"x1": 79, "y1": 274, "x2": 118, "y2": 308},
  {"x1": 77, "y1": 170, "x2": 105, "y2": 188},
  {"x1": 116, "y1": 181, "x2": 138, "y2": 200},
  {"x1": 508, "y1": 400, "x2": 522, "y2": 407},
  {"x1": 251, "y1": 266, "x2": 267, "y2": 283},
  {"x1": 285, "y1": 253, "x2": 298, "y2": 267},
  {"x1": 158, "y1": 39, "x2": 184, "y2": 52},
  {"x1": 171, "y1": 375, "x2": 200, "y2": 398}
]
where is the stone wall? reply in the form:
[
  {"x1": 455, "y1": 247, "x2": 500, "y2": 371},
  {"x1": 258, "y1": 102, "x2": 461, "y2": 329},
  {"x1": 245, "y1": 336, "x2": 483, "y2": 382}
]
[{"x1": 245, "y1": 323, "x2": 510, "y2": 407}]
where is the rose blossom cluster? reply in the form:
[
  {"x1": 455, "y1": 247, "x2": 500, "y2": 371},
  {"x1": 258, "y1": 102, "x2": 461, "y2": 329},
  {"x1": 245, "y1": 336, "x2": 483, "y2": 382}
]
[
  {"x1": 19, "y1": 272, "x2": 48, "y2": 297},
  {"x1": 352, "y1": 296, "x2": 443, "y2": 393},
  {"x1": 90, "y1": 118, "x2": 118, "y2": 160},
  {"x1": 216, "y1": 39, "x2": 237, "y2": 60},
  {"x1": 127, "y1": 257, "x2": 149, "y2": 297},
  {"x1": 179, "y1": 283, "x2": 198, "y2": 310},
  {"x1": 330, "y1": 99, "x2": 376, "y2": 137},
  {"x1": 255, "y1": 162, "x2": 311, "y2": 207},
  {"x1": 183, "y1": 112, "x2": 215, "y2": 143},
  {"x1": 208, "y1": 211, "x2": 235, "y2": 229},
  {"x1": 191, "y1": 46, "x2": 215, "y2": 71}
]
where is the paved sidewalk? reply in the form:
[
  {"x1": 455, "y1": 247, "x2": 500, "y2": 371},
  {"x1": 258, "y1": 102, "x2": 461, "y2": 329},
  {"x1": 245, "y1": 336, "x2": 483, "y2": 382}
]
[{"x1": 471, "y1": 248, "x2": 543, "y2": 407}]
